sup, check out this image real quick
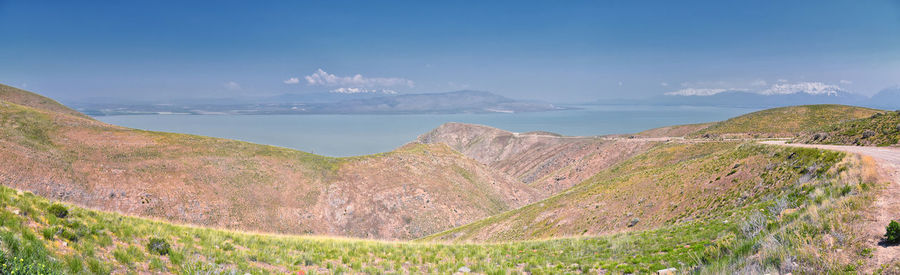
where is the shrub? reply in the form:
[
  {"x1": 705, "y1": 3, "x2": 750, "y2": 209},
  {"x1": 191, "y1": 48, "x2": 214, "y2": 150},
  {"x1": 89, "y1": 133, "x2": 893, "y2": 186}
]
[
  {"x1": 147, "y1": 237, "x2": 170, "y2": 255},
  {"x1": 885, "y1": 220, "x2": 900, "y2": 244},
  {"x1": 41, "y1": 227, "x2": 55, "y2": 240},
  {"x1": 57, "y1": 226, "x2": 79, "y2": 242},
  {"x1": 48, "y1": 203, "x2": 68, "y2": 218},
  {"x1": 627, "y1": 218, "x2": 639, "y2": 227}
]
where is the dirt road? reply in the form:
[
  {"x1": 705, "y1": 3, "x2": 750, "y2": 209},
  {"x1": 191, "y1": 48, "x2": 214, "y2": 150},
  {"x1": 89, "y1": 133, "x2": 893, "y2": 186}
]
[{"x1": 762, "y1": 140, "x2": 900, "y2": 270}]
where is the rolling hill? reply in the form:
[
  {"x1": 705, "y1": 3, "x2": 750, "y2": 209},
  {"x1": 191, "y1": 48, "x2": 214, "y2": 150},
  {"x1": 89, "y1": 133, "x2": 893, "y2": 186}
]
[
  {"x1": 692, "y1": 105, "x2": 881, "y2": 138},
  {"x1": 796, "y1": 110, "x2": 900, "y2": 147},
  {"x1": 424, "y1": 142, "x2": 840, "y2": 241},
  {"x1": 0, "y1": 83, "x2": 890, "y2": 273},
  {"x1": 0, "y1": 84, "x2": 539, "y2": 240},
  {"x1": 0, "y1": 142, "x2": 877, "y2": 273}
]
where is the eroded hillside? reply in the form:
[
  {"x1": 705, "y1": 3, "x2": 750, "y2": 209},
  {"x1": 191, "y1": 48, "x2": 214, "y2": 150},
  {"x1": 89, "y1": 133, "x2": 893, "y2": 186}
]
[
  {"x1": 424, "y1": 142, "x2": 849, "y2": 242},
  {"x1": 0, "y1": 85, "x2": 539, "y2": 240},
  {"x1": 418, "y1": 122, "x2": 657, "y2": 194}
]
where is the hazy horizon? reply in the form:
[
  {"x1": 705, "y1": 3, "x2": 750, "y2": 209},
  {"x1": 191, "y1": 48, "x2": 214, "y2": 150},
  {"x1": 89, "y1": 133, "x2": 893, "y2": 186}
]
[{"x1": 2, "y1": 1, "x2": 899, "y2": 104}]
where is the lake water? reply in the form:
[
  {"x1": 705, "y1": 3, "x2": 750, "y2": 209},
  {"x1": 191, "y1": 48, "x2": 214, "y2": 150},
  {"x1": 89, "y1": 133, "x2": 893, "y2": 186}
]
[{"x1": 97, "y1": 105, "x2": 758, "y2": 157}]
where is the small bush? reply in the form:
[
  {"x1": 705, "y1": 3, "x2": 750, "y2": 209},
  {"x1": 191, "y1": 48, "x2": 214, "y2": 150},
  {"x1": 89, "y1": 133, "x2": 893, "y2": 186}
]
[
  {"x1": 885, "y1": 220, "x2": 900, "y2": 244},
  {"x1": 627, "y1": 218, "x2": 640, "y2": 227},
  {"x1": 57, "y1": 227, "x2": 79, "y2": 242},
  {"x1": 41, "y1": 227, "x2": 55, "y2": 240},
  {"x1": 48, "y1": 203, "x2": 68, "y2": 218},
  {"x1": 147, "y1": 237, "x2": 170, "y2": 255}
]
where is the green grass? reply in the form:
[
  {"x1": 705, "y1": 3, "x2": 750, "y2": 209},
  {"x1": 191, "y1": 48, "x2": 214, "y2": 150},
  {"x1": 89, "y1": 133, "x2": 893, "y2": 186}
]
[
  {"x1": 0, "y1": 101, "x2": 59, "y2": 151},
  {"x1": 424, "y1": 142, "x2": 844, "y2": 242},
  {"x1": 797, "y1": 110, "x2": 900, "y2": 146},
  {"x1": 0, "y1": 86, "x2": 886, "y2": 273},
  {"x1": 693, "y1": 105, "x2": 882, "y2": 138},
  {"x1": 0, "y1": 182, "x2": 781, "y2": 274},
  {"x1": 0, "y1": 83, "x2": 91, "y2": 119},
  {"x1": 0, "y1": 143, "x2": 879, "y2": 273},
  {"x1": 0, "y1": 184, "x2": 723, "y2": 274}
]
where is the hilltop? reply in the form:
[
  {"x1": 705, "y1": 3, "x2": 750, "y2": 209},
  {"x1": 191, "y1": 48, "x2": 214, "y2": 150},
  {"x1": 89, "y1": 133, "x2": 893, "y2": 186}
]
[
  {"x1": 796, "y1": 110, "x2": 900, "y2": 147},
  {"x1": 0, "y1": 85, "x2": 539, "y2": 240},
  {"x1": 0, "y1": 84, "x2": 90, "y2": 119},
  {"x1": 692, "y1": 105, "x2": 881, "y2": 138}
]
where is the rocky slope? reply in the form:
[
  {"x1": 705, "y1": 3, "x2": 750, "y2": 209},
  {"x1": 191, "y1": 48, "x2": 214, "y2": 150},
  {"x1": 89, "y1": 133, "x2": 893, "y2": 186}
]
[
  {"x1": 0, "y1": 84, "x2": 539, "y2": 240},
  {"x1": 417, "y1": 122, "x2": 657, "y2": 195}
]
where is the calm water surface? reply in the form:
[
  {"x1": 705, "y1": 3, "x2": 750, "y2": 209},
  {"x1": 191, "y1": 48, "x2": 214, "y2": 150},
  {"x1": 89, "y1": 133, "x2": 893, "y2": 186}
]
[{"x1": 96, "y1": 105, "x2": 758, "y2": 157}]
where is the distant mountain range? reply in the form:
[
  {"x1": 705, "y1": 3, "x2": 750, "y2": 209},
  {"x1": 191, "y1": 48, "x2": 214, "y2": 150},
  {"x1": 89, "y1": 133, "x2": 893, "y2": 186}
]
[
  {"x1": 598, "y1": 87, "x2": 900, "y2": 110},
  {"x1": 74, "y1": 90, "x2": 564, "y2": 116}
]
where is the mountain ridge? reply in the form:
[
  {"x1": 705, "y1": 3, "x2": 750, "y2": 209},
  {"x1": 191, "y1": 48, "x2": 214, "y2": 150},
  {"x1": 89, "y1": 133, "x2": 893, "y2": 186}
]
[
  {"x1": 598, "y1": 89, "x2": 900, "y2": 109},
  {"x1": 71, "y1": 89, "x2": 563, "y2": 116}
]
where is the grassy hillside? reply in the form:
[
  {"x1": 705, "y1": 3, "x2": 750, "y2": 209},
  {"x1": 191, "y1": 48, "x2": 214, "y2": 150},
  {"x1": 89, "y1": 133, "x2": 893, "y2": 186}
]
[
  {"x1": 0, "y1": 85, "x2": 890, "y2": 273},
  {"x1": 0, "y1": 183, "x2": 721, "y2": 274},
  {"x1": 0, "y1": 87, "x2": 539, "y2": 240},
  {"x1": 693, "y1": 105, "x2": 881, "y2": 138},
  {"x1": 1, "y1": 150, "x2": 879, "y2": 274},
  {"x1": 797, "y1": 110, "x2": 900, "y2": 146},
  {"x1": 424, "y1": 141, "x2": 883, "y2": 272},
  {"x1": 0, "y1": 84, "x2": 89, "y2": 119}
]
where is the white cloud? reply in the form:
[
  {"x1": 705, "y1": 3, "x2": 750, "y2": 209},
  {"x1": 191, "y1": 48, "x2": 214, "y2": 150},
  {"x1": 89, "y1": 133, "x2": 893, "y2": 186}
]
[
  {"x1": 760, "y1": 82, "x2": 844, "y2": 96},
  {"x1": 665, "y1": 88, "x2": 729, "y2": 96},
  {"x1": 840, "y1": 79, "x2": 853, "y2": 84},
  {"x1": 330, "y1": 87, "x2": 397, "y2": 94},
  {"x1": 302, "y1": 69, "x2": 413, "y2": 88},
  {"x1": 667, "y1": 79, "x2": 849, "y2": 97},
  {"x1": 224, "y1": 81, "x2": 241, "y2": 90},
  {"x1": 660, "y1": 82, "x2": 669, "y2": 87},
  {"x1": 283, "y1": 77, "x2": 300, "y2": 84},
  {"x1": 751, "y1": 79, "x2": 767, "y2": 86}
]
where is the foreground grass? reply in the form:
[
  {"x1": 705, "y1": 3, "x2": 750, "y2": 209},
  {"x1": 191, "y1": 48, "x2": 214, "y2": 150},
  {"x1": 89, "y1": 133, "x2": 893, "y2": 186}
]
[
  {"x1": 0, "y1": 183, "x2": 744, "y2": 274},
  {"x1": 0, "y1": 146, "x2": 881, "y2": 274}
]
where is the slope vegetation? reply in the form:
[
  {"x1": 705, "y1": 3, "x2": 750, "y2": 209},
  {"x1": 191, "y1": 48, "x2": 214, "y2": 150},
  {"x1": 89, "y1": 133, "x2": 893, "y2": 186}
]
[
  {"x1": 621, "y1": 122, "x2": 715, "y2": 138},
  {"x1": 797, "y1": 110, "x2": 900, "y2": 146},
  {"x1": 693, "y1": 105, "x2": 881, "y2": 138},
  {"x1": 423, "y1": 141, "x2": 882, "y2": 272},
  {"x1": 1, "y1": 148, "x2": 877, "y2": 274},
  {"x1": 0, "y1": 183, "x2": 740, "y2": 274},
  {"x1": 418, "y1": 123, "x2": 657, "y2": 194},
  {"x1": 0, "y1": 86, "x2": 538, "y2": 240},
  {"x1": 424, "y1": 142, "x2": 845, "y2": 241}
]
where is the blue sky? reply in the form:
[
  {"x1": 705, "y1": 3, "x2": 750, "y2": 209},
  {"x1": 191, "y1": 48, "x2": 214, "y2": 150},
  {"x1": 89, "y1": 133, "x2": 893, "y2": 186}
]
[{"x1": 1, "y1": 1, "x2": 898, "y2": 103}]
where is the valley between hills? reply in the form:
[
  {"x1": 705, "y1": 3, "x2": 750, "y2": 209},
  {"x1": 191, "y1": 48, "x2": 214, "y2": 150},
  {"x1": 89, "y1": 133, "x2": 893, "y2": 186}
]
[{"x1": 2, "y1": 83, "x2": 900, "y2": 274}]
